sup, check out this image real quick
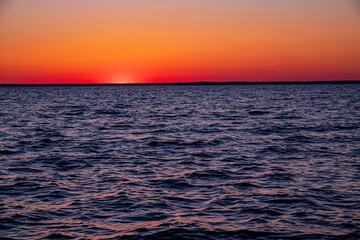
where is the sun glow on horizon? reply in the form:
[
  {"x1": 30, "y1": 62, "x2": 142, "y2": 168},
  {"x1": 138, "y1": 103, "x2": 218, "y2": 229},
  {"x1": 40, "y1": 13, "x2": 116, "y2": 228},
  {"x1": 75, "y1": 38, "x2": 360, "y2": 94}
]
[{"x1": 108, "y1": 74, "x2": 137, "y2": 84}]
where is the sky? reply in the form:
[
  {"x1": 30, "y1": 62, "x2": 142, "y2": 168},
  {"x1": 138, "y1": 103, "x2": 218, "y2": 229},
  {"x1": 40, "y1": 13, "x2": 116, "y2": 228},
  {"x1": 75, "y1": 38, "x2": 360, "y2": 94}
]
[{"x1": 0, "y1": 0, "x2": 359, "y2": 84}]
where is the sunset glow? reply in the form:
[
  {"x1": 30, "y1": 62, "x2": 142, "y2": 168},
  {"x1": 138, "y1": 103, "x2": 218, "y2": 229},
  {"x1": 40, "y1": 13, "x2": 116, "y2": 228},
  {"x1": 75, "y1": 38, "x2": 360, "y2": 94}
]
[
  {"x1": 107, "y1": 74, "x2": 136, "y2": 84},
  {"x1": 0, "y1": 0, "x2": 359, "y2": 84}
]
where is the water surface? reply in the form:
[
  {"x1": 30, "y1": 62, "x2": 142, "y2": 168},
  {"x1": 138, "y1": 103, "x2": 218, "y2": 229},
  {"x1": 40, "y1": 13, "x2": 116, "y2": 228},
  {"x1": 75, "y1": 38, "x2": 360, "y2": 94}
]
[{"x1": 0, "y1": 84, "x2": 359, "y2": 239}]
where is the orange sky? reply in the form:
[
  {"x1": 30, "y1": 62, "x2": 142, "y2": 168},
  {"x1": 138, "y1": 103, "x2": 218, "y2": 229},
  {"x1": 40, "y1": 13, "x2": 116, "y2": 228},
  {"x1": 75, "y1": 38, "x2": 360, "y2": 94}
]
[{"x1": 0, "y1": 0, "x2": 359, "y2": 84}]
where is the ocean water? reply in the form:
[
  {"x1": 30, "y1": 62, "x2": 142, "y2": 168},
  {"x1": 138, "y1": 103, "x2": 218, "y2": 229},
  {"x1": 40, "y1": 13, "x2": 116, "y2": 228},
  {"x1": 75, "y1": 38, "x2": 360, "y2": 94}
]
[{"x1": 0, "y1": 84, "x2": 359, "y2": 240}]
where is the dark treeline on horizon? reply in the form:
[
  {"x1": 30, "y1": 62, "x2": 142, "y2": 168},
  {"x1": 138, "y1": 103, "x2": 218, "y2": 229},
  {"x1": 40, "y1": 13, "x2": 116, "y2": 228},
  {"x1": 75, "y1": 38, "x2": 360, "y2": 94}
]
[{"x1": 1, "y1": 80, "x2": 359, "y2": 87}]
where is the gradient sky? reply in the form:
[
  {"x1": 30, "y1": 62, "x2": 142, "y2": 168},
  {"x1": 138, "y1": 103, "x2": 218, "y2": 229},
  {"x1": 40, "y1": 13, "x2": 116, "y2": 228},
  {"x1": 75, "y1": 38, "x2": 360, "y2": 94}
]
[{"x1": 0, "y1": 0, "x2": 359, "y2": 84}]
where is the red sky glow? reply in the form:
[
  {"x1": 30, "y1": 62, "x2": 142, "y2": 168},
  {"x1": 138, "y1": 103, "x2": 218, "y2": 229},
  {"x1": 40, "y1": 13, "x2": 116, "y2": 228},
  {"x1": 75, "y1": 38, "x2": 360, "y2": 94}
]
[{"x1": 0, "y1": 0, "x2": 359, "y2": 84}]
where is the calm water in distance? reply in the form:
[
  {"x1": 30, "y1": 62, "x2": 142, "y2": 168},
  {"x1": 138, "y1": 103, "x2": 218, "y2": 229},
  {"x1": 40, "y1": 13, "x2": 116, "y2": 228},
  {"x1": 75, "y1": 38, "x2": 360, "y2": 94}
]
[{"x1": 0, "y1": 84, "x2": 359, "y2": 239}]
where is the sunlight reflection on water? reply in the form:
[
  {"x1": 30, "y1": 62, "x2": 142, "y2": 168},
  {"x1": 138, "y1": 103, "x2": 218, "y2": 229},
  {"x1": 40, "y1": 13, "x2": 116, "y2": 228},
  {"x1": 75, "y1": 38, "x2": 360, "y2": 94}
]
[{"x1": 0, "y1": 84, "x2": 359, "y2": 239}]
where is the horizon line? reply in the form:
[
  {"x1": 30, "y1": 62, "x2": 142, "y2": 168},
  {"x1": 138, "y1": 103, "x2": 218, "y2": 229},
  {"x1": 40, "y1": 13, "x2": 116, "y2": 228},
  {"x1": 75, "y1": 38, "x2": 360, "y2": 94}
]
[{"x1": 0, "y1": 80, "x2": 359, "y2": 87}]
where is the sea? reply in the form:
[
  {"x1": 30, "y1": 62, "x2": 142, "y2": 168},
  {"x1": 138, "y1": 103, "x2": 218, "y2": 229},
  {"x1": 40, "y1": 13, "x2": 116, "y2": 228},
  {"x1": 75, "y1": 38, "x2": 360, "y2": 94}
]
[{"x1": 0, "y1": 84, "x2": 359, "y2": 240}]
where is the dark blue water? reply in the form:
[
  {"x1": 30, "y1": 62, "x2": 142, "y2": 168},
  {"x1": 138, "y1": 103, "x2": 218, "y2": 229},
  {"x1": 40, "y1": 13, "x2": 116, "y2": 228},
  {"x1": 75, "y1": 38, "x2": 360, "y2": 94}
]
[{"x1": 0, "y1": 85, "x2": 359, "y2": 240}]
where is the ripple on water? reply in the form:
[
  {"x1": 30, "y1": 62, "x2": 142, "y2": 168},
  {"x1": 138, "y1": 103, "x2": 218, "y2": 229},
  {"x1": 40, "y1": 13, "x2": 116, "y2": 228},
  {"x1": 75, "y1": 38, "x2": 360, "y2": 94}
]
[{"x1": 0, "y1": 85, "x2": 360, "y2": 239}]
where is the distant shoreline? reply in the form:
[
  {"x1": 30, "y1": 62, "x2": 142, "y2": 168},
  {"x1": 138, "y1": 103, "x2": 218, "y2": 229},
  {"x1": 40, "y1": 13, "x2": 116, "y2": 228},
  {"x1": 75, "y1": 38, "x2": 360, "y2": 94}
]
[{"x1": 0, "y1": 80, "x2": 359, "y2": 87}]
